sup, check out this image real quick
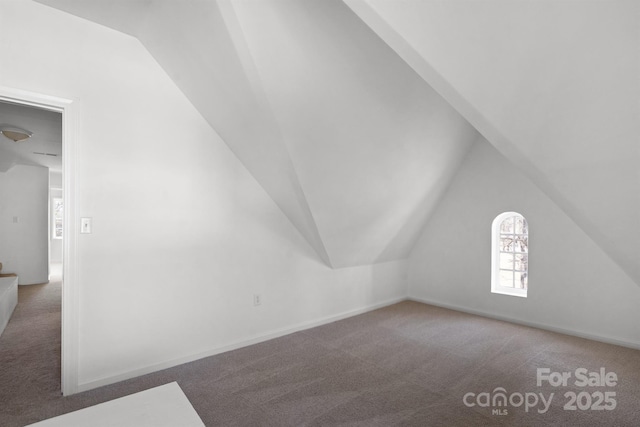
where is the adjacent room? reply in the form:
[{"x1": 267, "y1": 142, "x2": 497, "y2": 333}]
[
  {"x1": 0, "y1": 100, "x2": 62, "y2": 341},
  {"x1": 0, "y1": 0, "x2": 638, "y2": 426}
]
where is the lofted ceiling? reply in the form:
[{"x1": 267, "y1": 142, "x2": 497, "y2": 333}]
[
  {"x1": 35, "y1": 0, "x2": 478, "y2": 268},
  {"x1": 228, "y1": 0, "x2": 477, "y2": 267},
  {"x1": 33, "y1": 0, "x2": 638, "y2": 282},
  {"x1": 343, "y1": 0, "x2": 640, "y2": 285},
  {"x1": 0, "y1": 101, "x2": 62, "y2": 174}
]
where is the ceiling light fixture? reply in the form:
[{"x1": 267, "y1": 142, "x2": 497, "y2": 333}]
[{"x1": 0, "y1": 126, "x2": 33, "y2": 142}]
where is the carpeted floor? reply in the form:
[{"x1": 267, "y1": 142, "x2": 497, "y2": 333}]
[{"x1": 1, "y1": 279, "x2": 639, "y2": 426}]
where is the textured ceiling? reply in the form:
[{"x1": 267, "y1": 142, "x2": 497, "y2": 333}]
[
  {"x1": 345, "y1": 0, "x2": 640, "y2": 284},
  {"x1": 36, "y1": 0, "x2": 478, "y2": 268}
]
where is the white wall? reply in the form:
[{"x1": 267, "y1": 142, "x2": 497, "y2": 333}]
[
  {"x1": 0, "y1": 1, "x2": 407, "y2": 391},
  {"x1": 408, "y1": 137, "x2": 640, "y2": 347},
  {"x1": 0, "y1": 165, "x2": 49, "y2": 285}
]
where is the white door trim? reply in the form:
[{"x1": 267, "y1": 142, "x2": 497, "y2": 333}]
[{"x1": 0, "y1": 86, "x2": 80, "y2": 395}]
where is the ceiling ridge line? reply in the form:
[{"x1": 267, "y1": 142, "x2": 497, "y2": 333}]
[{"x1": 218, "y1": 0, "x2": 334, "y2": 267}]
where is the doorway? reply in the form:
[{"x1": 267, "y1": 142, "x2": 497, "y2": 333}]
[{"x1": 0, "y1": 86, "x2": 79, "y2": 395}]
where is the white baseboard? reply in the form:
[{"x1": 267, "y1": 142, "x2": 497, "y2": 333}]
[
  {"x1": 408, "y1": 296, "x2": 640, "y2": 350},
  {"x1": 77, "y1": 296, "x2": 406, "y2": 393},
  {"x1": 77, "y1": 294, "x2": 639, "y2": 393}
]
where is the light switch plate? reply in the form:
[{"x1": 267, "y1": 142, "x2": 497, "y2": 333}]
[{"x1": 81, "y1": 217, "x2": 92, "y2": 234}]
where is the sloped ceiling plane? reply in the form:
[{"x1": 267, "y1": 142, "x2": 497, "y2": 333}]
[{"x1": 34, "y1": 0, "x2": 639, "y2": 285}]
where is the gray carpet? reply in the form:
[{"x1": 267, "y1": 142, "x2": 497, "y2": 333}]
[{"x1": 1, "y1": 279, "x2": 639, "y2": 426}]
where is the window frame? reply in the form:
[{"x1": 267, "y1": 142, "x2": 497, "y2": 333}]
[
  {"x1": 491, "y1": 211, "x2": 528, "y2": 298},
  {"x1": 53, "y1": 197, "x2": 63, "y2": 240}
]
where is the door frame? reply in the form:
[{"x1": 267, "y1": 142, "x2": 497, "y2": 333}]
[{"x1": 0, "y1": 85, "x2": 79, "y2": 395}]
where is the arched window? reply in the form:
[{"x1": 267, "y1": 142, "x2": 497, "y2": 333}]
[{"x1": 491, "y1": 212, "x2": 528, "y2": 297}]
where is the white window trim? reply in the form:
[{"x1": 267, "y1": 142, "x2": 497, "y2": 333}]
[{"x1": 491, "y1": 211, "x2": 528, "y2": 298}]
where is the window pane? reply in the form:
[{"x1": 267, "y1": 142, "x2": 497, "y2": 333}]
[
  {"x1": 514, "y1": 253, "x2": 527, "y2": 271},
  {"x1": 53, "y1": 198, "x2": 63, "y2": 239},
  {"x1": 514, "y1": 236, "x2": 528, "y2": 253},
  {"x1": 500, "y1": 217, "x2": 514, "y2": 233},
  {"x1": 493, "y1": 213, "x2": 529, "y2": 296},
  {"x1": 499, "y1": 253, "x2": 513, "y2": 270},
  {"x1": 499, "y1": 270, "x2": 514, "y2": 288},
  {"x1": 519, "y1": 272, "x2": 528, "y2": 289},
  {"x1": 501, "y1": 237, "x2": 514, "y2": 252}
]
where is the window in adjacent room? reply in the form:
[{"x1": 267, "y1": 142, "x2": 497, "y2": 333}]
[
  {"x1": 53, "y1": 198, "x2": 63, "y2": 239},
  {"x1": 491, "y1": 212, "x2": 528, "y2": 297}
]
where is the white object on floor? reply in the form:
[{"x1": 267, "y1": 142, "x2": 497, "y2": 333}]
[
  {"x1": 0, "y1": 276, "x2": 18, "y2": 337},
  {"x1": 27, "y1": 382, "x2": 205, "y2": 427}
]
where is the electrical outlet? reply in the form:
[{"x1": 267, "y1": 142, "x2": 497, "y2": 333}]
[{"x1": 253, "y1": 294, "x2": 262, "y2": 306}]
